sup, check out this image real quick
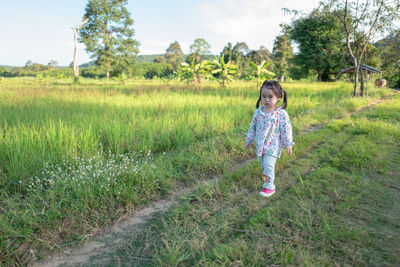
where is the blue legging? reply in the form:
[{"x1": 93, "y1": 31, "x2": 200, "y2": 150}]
[{"x1": 258, "y1": 154, "x2": 278, "y2": 190}]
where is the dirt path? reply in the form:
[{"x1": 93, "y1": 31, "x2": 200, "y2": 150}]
[
  {"x1": 30, "y1": 157, "x2": 255, "y2": 267},
  {"x1": 30, "y1": 94, "x2": 395, "y2": 267}
]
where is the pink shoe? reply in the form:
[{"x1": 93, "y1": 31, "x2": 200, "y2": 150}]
[{"x1": 259, "y1": 188, "x2": 275, "y2": 197}]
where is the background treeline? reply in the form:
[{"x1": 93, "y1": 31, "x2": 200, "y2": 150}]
[{"x1": 1, "y1": 4, "x2": 399, "y2": 87}]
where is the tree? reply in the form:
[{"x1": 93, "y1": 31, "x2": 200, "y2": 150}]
[
  {"x1": 232, "y1": 42, "x2": 250, "y2": 57},
  {"x1": 220, "y1": 42, "x2": 234, "y2": 63},
  {"x1": 79, "y1": 0, "x2": 139, "y2": 79},
  {"x1": 376, "y1": 30, "x2": 400, "y2": 87},
  {"x1": 72, "y1": 18, "x2": 89, "y2": 79},
  {"x1": 220, "y1": 42, "x2": 250, "y2": 77},
  {"x1": 189, "y1": 38, "x2": 211, "y2": 63},
  {"x1": 221, "y1": 42, "x2": 250, "y2": 63},
  {"x1": 250, "y1": 60, "x2": 275, "y2": 89},
  {"x1": 323, "y1": 0, "x2": 400, "y2": 95},
  {"x1": 232, "y1": 42, "x2": 251, "y2": 78},
  {"x1": 24, "y1": 60, "x2": 33, "y2": 69},
  {"x1": 179, "y1": 58, "x2": 205, "y2": 85},
  {"x1": 247, "y1": 46, "x2": 272, "y2": 65},
  {"x1": 272, "y1": 24, "x2": 294, "y2": 82},
  {"x1": 290, "y1": 9, "x2": 346, "y2": 82},
  {"x1": 153, "y1": 56, "x2": 165, "y2": 63},
  {"x1": 204, "y1": 53, "x2": 238, "y2": 87},
  {"x1": 165, "y1": 41, "x2": 184, "y2": 70},
  {"x1": 47, "y1": 60, "x2": 59, "y2": 68}
]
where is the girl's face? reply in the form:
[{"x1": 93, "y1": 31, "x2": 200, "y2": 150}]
[{"x1": 261, "y1": 87, "x2": 280, "y2": 109}]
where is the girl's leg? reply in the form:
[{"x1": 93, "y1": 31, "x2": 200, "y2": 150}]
[
  {"x1": 257, "y1": 155, "x2": 264, "y2": 172},
  {"x1": 260, "y1": 154, "x2": 277, "y2": 190}
]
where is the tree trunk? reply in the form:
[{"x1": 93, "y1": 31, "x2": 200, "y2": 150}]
[
  {"x1": 360, "y1": 69, "x2": 365, "y2": 97},
  {"x1": 72, "y1": 28, "x2": 79, "y2": 78},
  {"x1": 397, "y1": 61, "x2": 400, "y2": 88},
  {"x1": 72, "y1": 19, "x2": 88, "y2": 80},
  {"x1": 318, "y1": 73, "x2": 322, "y2": 82},
  {"x1": 354, "y1": 69, "x2": 359, "y2": 96},
  {"x1": 106, "y1": 62, "x2": 111, "y2": 79},
  {"x1": 280, "y1": 75, "x2": 285, "y2": 82},
  {"x1": 196, "y1": 73, "x2": 201, "y2": 84}
]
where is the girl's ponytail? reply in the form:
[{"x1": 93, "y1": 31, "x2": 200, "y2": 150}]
[
  {"x1": 282, "y1": 90, "x2": 287, "y2": 109},
  {"x1": 256, "y1": 95, "x2": 261, "y2": 108}
]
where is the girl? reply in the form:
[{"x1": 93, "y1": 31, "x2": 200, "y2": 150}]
[{"x1": 244, "y1": 80, "x2": 294, "y2": 197}]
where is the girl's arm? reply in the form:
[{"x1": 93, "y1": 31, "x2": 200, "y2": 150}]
[
  {"x1": 245, "y1": 110, "x2": 257, "y2": 145},
  {"x1": 279, "y1": 110, "x2": 294, "y2": 149}
]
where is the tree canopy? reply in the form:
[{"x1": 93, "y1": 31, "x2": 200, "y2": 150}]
[
  {"x1": 272, "y1": 24, "x2": 294, "y2": 82},
  {"x1": 79, "y1": 0, "x2": 139, "y2": 78},
  {"x1": 165, "y1": 41, "x2": 184, "y2": 70},
  {"x1": 322, "y1": 0, "x2": 400, "y2": 95},
  {"x1": 189, "y1": 38, "x2": 211, "y2": 63},
  {"x1": 290, "y1": 9, "x2": 346, "y2": 81}
]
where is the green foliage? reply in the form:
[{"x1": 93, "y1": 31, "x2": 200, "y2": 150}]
[
  {"x1": 376, "y1": 30, "x2": 400, "y2": 87},
  {"x1": 204, "y1": 54, "x2": 239, "y2": 87},
  {"x1": 81, "y1": 66, "x2": 106, "y2": 78},
  {"x1": 290, "y1": 9, "x2": 347, "y2": 81},
  {"x1": 79, "y1": 0, "x2": 139, "y2": 78},
  {"x1": 220, "y1": 42, "x2": 251, "y2": 78},
  {"x1": 272, "y1": 24, "x2": 294, "y2": 82},
  {"x1": 321, "y1": 0, "x2": 400, "y2": 95},
  {"x1": 165, "y1": 41, "x2": 184, "y2": 70},
  {"x1": 189, "y1": 38, "x2": 211, "y2": 63},
  {"x1": 113, "y1": 93, "x2": 400, "y2": 266},
  {"x1": 246, "y1": 46, "x2": 272, "y2": 65},
  {"x1": 178, "y1": 58, "x2": 205, "y2": 85},
  {"x1": 1, "y1": 78, "x2": 395, "y2": 265},
  {"x1": 132, "y1": 62, "x2": 173, "y2": 79},
  {"x1": 250, "y1": 60, "x2": 275, "y2": 89},
  {"x1": 153, "y1": 56, "x2": 165, "y2": 63}
]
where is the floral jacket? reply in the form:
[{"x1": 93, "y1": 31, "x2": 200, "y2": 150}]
[{"x1": 245, "y1": 106, "x2": 294, "y2": 158}]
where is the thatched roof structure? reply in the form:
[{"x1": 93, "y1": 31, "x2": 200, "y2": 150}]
[{"x1": 339, "y1": 64, "x2": 380, "y2": 75}]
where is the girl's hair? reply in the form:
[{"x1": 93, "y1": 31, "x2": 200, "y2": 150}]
[{"x1": 256, "y1": 80, "x2": 288, "y2": 109}]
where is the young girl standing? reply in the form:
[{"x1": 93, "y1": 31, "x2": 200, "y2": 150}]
[{"x1": 244, "y1": 80, "x2": 294, "y2": 197}]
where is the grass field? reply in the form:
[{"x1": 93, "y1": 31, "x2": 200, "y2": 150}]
[
  {"x1": 0, "y1": 77, "x2": 397, "y2": 265},
  {"x1": 111, "y1": 94, "x2": 400, "y2": 266}
]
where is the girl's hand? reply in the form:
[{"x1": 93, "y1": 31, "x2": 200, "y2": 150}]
[
  {"x1": 244, "y1": 143, "x2": 251, "y2": 150},
  {"x1": 287, "y1": 147, "x2": 292, "y2": 155}
]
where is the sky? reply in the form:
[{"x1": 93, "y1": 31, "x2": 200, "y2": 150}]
[{"x1": 0, "y1": 0, "x2": 321, "y2": 66}]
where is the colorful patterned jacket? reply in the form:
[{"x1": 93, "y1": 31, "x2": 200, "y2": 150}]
[{"x1": 245, "y1": 106, "x2": 294, "y2": 158}]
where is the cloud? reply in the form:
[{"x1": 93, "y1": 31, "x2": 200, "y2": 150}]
[{"x1": 194, "y1": 0, "x2": 319, "y2": 52}]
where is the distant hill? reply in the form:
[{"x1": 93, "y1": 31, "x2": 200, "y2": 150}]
[
  {"x1": 137, "y1": 54, "x2": 217, "y2": 63},
  {"x1": 78, "y1": 54, "x2": 218, "y2": 67},
  {"x1": 137, "y1": 54, "x2": 165, "y2": 63},
  {"x1": 373, "y1": 32, "x2": 399, "y2": 48},
  {"x1": 79, "y1": 61, "x2": 96, "y2": 68},
  {"x1": 0, "y1": 65, "x2": 13, "y2": 69},
  {"x1": 78, "y1": 55, "x2": 163, "y2": 67}
]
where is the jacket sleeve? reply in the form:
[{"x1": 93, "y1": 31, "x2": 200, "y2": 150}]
[
  {"x1": 245, "y1": 110, "x2": 257, "y2": 144},
  {"x1": 279, "y1": 110, "x2": 294, "y2": 148}
]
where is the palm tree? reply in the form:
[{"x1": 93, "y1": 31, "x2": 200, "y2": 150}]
[
  {"x1": 205, "y1": 53, "x2": 238, "y2": 87},
  {"x1": 250, "y1": 60, "x2": 275, "y2": 89}
]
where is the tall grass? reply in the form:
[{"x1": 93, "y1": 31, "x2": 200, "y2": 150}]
[
  {"x1": 0, "y1": 77, "x2": 393, "y2": 265},
  {"x1": 113, "y1": 93, "x2": 400, "y2": 266},
  {"x1": 1, "y1": 78, "x2": 387, "y2": 190}
]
